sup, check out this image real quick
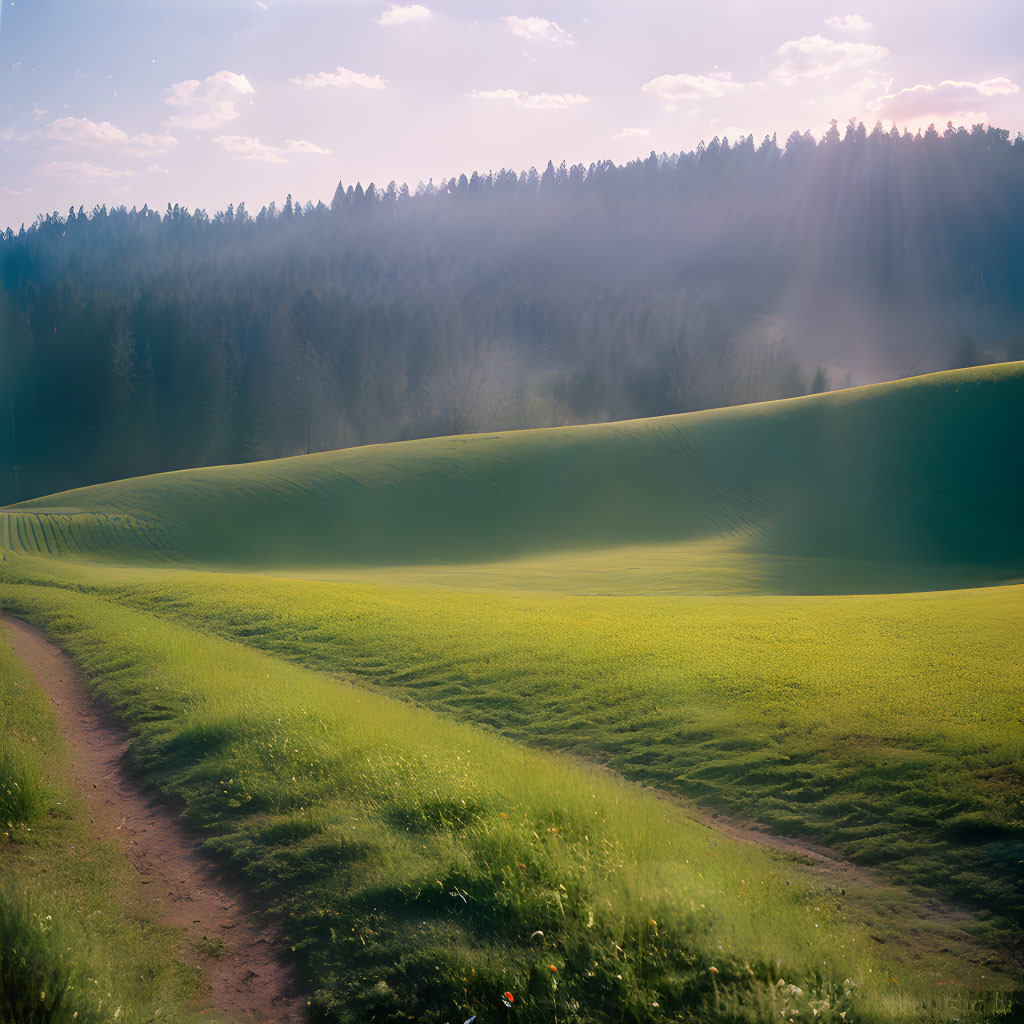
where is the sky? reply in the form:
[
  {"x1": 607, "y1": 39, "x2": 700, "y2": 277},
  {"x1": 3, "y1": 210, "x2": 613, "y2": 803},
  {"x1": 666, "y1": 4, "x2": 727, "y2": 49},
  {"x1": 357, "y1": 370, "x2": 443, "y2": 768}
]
[{"x1": 1, "y1": 0, "x2": 1022, "y2": 228}]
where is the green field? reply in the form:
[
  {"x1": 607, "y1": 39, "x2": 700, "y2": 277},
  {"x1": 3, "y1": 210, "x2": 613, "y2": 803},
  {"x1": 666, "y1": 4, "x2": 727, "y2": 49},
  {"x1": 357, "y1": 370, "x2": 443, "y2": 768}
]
[{"x1": 2, "y1": 363, "x2": 1023, "y2": 1022}]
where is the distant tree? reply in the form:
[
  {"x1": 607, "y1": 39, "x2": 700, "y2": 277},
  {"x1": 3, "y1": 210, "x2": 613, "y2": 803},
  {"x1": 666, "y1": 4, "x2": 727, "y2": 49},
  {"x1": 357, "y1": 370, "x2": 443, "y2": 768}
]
[
  {"x1": 540, "y1": 160, "x2": 556, "y2": 195},
  {"x1": 110, "y1": 312, "x2": 137, "y2": 411},
  {"x1": 4, "y1": 121, "x2": 1024, "y2": 502}
]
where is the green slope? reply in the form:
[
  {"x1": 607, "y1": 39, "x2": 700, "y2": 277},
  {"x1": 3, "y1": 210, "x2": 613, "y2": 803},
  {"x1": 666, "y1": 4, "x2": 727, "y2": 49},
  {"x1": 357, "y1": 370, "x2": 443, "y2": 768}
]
[
  {"x1": 2, "y1": 363, "x2": 1023, "y2": 1017},
  {"x1": 4, "y1": 363, "x2": 1023, "y2": 591}
]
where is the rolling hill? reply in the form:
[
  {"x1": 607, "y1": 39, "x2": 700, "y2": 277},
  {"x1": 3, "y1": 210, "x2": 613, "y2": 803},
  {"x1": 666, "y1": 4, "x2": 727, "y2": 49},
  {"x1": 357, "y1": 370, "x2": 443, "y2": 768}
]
[
  {"x1": 3, "y1": 363, "x2": 1023, "y2": 593},
  {"x1": 2, "y1": 362, "x2": 1022, "y2": 1021}
]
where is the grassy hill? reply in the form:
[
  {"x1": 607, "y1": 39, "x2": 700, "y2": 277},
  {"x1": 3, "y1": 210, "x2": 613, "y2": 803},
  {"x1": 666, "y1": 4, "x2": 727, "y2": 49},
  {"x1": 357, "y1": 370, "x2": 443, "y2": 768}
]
[
  {"x1": 4, "y1": 363, "x2": 1023, "y2": 591},
  {"x1": 2, "y1": 363, "x2": 1023, "y2": 1021}
]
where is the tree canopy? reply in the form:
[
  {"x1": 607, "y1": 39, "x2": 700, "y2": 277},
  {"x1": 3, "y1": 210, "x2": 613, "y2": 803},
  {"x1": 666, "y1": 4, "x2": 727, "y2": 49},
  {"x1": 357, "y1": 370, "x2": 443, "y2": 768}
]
[{"x1": 2, "y1": 120, "x2": 1023, "y2": 503}]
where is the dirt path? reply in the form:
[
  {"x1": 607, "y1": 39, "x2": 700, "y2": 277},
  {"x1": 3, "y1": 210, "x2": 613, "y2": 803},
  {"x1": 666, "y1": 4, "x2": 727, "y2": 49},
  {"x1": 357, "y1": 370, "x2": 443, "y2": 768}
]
[{"x1": 1, "y1": 616, "x2": 306, "y2": 1024}]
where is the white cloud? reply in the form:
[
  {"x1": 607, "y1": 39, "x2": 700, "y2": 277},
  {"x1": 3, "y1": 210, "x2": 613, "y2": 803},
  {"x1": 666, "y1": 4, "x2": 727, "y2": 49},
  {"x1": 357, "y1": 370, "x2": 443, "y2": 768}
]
[
  {"x1": 471, "y1": 88, "x2": 588, "y2": 109},
  {"x1": 641, "y1": 72, "x2": 744, "y2": 110},
  {"x1": 35, "y1": 161, "x2": 133, "y2": 180},
  {"x1": 376, "y1": 4, "x2": 430, "y2": 26},
  {"x1": 41, "y1": 117, "x2": 126, "y2": 145},
  {"x1": 830, "y1": 69, "x2": 891, "y2": 114},
  {"x1": 213, "y1": 135, "x2": 331, "y2": 163},
  {"x1": 614, "y1": 126, "x2": 651, "y2": 139},
  {"x1": 871, "y1": 76, "x2": 1019, "y2": 125},
  {"x1": 125, "y1": 132, "x2": 178, "y2": 155},
  {"x1": 165, "y1": 70, "x2": 255, "y2": 130},
  {"x1": 773, "y1": 35, "x2": 888, "y2": 83},
  {"x1": 824, "y1": 14, "x2": 872, "y2": 34},
  {"x1": 290, "y1": 66, "x2": 386, "y2": 90},
  {"x1": 504, "y1": 16, "x2": 572, "y2": 44},
  {"x1": 39, "y1": 116, "x2": 177, "y2": 155}
]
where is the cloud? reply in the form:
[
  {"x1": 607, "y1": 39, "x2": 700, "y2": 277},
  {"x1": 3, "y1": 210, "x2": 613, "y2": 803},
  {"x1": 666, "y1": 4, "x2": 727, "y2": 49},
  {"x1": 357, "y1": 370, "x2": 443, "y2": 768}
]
[
  {"x1": 773, "y1": 35, "x2": 888, "y2": 83},
  {"x1": 290, "y1": 66, "x2": 386, "y2": 90},
  {"x1": 614, "y1": 126, "x2": 651, "y2": 139},
  {"x1": 213, "y1": 135, "x2": 331, "y2": 163},
  {"x1": 40, "y1": 117, "x2": 126, "y2": 145},
  {"x1": 641, "y1": 72, "x2": 744, "y2": 110},
  {"x1": 39, "y1": 116, "x2": 177, "y2": 155},
  {"x1": 35, "y1": 161, "x2": 133, "y2": 180},
  {"x1": 504, "y1": 16, "x2": 572, "y2": 44},
  {"x1": 165, "y1": 70, "x2": 254, "y2": 130},
  {"x1": 871, "y1": 76, "x2": 1019, "y2": 125},
  {"x1": 376, "y1": 4, "x2": 430, "y2": 25},
  {"x1": 824, "y1": 14, "x2": 872, "y2": 33},
  {"x1": 471, "y1": 88, "x2": 588, "y2": 109},
  {"x1": 830, "y1": 68, "x2": 891, "y2": 113}
]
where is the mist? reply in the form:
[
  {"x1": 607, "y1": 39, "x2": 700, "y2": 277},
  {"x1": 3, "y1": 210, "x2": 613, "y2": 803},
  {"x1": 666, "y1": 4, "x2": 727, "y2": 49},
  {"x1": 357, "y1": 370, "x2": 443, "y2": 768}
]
[{"x1": 2, "y1": 119, "x2": 1022, "y2": 504}]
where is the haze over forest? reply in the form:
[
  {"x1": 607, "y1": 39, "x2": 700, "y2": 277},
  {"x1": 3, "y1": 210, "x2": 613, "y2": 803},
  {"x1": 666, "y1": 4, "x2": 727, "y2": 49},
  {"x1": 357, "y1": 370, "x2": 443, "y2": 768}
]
[{"x1": 2, "y1": 119, "x2": 1024, "y2": 505}]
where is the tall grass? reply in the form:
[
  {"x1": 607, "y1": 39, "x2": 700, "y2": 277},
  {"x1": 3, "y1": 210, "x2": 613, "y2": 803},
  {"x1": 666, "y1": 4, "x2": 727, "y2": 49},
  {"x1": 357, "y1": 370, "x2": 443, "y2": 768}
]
[
  {"x1": 0, "y1": 746, "x2": 50, "y2": 833},
  {"x1": 9, "y1": 554, "x2": 1020, "y2": 947},
  {"x1": 0, "y1": 883, "x2": 119, "y2": 1024},
  {"x1": 0, "y1": 639, "x2": 58, "y2": 835},
  {"x1": 1, "y1": 584, "x2": 1017, "y2": 1022}
]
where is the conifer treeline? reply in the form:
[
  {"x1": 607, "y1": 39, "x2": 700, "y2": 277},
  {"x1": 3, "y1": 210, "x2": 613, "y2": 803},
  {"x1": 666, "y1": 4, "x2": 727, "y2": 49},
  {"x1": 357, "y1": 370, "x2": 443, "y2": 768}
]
[{"x1": 2, "y1": 120, "x2": 1022, "y2": 503}]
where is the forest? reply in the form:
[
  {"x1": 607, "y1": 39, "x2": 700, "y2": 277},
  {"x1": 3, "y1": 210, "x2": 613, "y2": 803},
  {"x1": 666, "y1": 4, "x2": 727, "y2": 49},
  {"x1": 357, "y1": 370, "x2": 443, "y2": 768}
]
[{"x1": 2, "y1": 119, "x2": 1023, "y2": 504}]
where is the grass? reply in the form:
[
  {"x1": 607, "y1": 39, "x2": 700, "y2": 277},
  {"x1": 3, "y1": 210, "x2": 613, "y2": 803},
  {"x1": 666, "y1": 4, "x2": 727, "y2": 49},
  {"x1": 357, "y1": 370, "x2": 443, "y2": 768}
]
[
  {"x1": 11, "y1": 558, "x2": 1020, "y2": 938},
  {"x1": 0, "y1": 582, "x2": 1018, "y2": 1023},
  {"x1": 0, "y1": 629, "x2": 204, "y2": 1023},
  {"x1": 1, "y1": 363, "x2": 1023, "y2": 1020},
  {"x1": 3, "y1": 363, "x2": 1022, "y2": 591}
]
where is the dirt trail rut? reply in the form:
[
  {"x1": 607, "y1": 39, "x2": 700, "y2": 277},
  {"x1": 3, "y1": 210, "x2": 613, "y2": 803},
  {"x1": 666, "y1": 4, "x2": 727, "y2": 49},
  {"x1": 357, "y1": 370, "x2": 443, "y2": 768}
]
[{"x1": 1, "y1": 616, "x2": 306, "y2": 1023}]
